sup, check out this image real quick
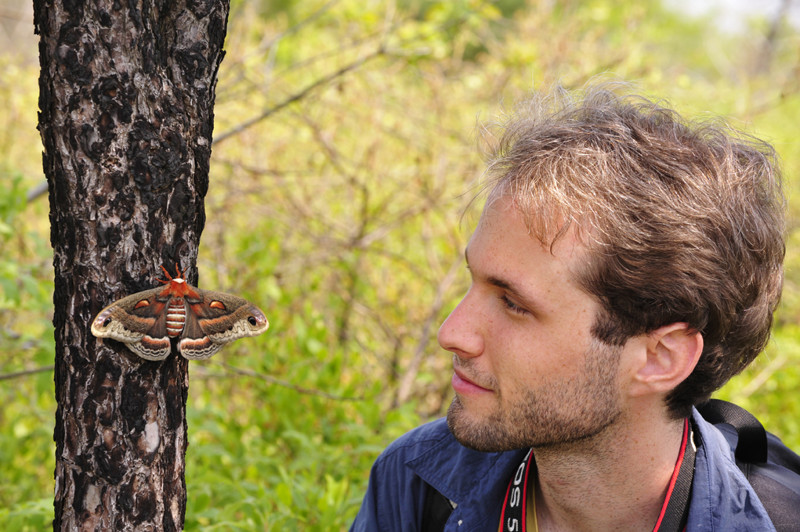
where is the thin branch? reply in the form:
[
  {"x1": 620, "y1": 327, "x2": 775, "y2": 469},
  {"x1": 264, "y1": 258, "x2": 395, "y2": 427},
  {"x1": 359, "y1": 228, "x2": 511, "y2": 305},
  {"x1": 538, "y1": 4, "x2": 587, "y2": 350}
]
[
  {"x1": 218, "y1": 1, "x2": 342, "y2": 102},
  {"x1": 395, "y1": 256, "x2": 464, "y2": 405},
  {"x1": 204, "y1": 361, "x2": 364, "y2": 401},
  {"x1": 736, "y1": 350, "x2": 790, "y2": 399},
  {"x1": 254, "y1": 0, "x2": 340, "y2": 55},
  {"x1": 753, "y1": 0, "x2": 792, "y2": 75},
  {"x1": 27, "y1": 180, "x2": 48, "y2": 202},
  {"x1": 0, "y1": 364, "x2": 55, "y2": 381},
  {"x1": 213, "y1": 48, "x2": 384, "y2": 146}
]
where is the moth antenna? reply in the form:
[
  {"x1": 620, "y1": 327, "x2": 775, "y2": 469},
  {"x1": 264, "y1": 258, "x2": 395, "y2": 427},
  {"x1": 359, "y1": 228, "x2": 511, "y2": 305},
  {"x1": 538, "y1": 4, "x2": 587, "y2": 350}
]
[
  {"x1": 174, "y1": 262, "x2": 184, "y2": 279},
  {"x1": 158, "y1": 265, "x2": 173, "y2": 284}
]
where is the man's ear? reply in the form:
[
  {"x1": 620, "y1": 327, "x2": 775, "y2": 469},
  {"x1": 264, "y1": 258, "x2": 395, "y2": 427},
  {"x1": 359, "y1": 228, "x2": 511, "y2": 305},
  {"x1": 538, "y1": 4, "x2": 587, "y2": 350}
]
[{"x1": 630, "y1": 323, "x2": 703, "y2": 397}]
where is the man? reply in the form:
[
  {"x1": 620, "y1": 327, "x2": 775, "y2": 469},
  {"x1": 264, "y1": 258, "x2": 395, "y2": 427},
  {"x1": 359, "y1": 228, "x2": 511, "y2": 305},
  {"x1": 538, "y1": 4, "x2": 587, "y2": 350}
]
[{"x1": 350, "y1": 85, "x2": 789, "y2": 531}]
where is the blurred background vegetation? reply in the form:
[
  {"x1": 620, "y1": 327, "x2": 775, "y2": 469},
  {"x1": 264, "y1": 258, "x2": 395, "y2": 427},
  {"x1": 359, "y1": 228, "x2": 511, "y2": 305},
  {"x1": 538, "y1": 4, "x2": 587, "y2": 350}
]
[{"x1": 2, "y1": 0, "x2": 799, "y2": 529}]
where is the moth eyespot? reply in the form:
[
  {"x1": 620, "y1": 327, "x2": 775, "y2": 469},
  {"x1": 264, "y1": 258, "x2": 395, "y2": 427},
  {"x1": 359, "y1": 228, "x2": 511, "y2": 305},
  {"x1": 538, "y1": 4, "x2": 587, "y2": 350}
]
[
  {"x1": 247, "y1": 316, "x2": 258, "y2": 326},
  {"x1": 134, "y1": 300, "x2": 150, "y2": 309},
  {"x1": 103, "y1": 317, "x2": 112, "y2": 327},
  {"x1": 209, "y1": 300, "x2": 226, "y2": 310}
]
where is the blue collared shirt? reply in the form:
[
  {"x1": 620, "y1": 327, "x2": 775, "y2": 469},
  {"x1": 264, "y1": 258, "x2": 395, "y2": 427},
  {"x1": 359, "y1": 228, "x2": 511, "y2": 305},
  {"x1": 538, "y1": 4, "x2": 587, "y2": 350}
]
[{"x1": 350, "y1": 409, "x2": 775, "y2": 531}]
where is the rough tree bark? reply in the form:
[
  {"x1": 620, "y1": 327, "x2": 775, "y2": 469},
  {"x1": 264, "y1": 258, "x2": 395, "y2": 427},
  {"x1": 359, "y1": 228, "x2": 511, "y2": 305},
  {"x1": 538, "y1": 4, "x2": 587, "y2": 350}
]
[{"x1": 34, "y1": 1, "x2": 229, "y2": 529}]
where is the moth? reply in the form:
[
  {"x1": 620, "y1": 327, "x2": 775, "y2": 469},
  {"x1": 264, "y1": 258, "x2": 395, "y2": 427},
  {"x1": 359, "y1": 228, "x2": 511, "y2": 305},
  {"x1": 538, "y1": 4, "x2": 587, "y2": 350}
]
[{"x1": 91, "y1": 265, "x2": 269, "y2": 360}]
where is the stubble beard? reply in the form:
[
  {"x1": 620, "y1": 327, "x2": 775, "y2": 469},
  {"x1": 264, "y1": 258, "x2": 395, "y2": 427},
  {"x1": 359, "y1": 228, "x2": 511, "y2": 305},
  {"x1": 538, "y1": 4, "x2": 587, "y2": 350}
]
[{"x1": 446, "y1": 338, "x2": 623, "y2": 452}]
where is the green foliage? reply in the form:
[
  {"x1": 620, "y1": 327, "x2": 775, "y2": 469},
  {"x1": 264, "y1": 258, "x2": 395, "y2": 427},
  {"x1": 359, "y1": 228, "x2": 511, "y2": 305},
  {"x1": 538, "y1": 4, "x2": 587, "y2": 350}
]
[
  {"x1": 3, "y1": 0, "x2": 800, "y2": 529},
  {"x1": 0, "y1": 165, "x2": 55, "y2": 531}
]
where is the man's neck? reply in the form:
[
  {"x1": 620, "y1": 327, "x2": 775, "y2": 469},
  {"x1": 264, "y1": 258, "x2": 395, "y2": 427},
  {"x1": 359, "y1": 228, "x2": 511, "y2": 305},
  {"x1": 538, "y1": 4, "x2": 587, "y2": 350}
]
[{"x1": 530, "y1": 410, "x2": 686, "y2": 532}]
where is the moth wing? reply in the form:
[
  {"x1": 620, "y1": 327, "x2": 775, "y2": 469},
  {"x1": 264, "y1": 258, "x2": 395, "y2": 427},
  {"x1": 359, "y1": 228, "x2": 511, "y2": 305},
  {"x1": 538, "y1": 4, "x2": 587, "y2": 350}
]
[
  {"x1": 126, "y1": 335, "x2": 172, "y2": 361},
  {"x1": 178, "y1": 288, "x2": 268, "y2": 360},
  {"x1": 178, "y1": 337, "x2": 225, "y2": 360},
  {"x1": 91, "y1": 286, "x2": 171, "y2": 360}
]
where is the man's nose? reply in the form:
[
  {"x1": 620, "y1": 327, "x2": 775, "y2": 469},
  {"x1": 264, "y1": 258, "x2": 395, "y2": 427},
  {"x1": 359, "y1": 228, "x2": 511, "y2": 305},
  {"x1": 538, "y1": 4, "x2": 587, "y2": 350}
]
[{"x1": 437, "y1": 288, "x2": 484, "y2": 358}]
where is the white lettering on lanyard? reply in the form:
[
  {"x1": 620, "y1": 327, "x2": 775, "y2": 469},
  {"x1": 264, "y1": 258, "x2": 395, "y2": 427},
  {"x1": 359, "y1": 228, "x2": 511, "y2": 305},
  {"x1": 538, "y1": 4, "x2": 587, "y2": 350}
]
[{"x1": 506, "y1": 449, "x2": 532, "y2": 531}]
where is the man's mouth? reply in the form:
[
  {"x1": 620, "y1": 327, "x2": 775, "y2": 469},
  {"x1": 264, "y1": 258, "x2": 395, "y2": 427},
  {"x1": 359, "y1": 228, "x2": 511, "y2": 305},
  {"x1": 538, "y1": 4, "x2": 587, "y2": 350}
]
[{"x1": 451, "y1": 365, "x2": 494, "y2": 394}]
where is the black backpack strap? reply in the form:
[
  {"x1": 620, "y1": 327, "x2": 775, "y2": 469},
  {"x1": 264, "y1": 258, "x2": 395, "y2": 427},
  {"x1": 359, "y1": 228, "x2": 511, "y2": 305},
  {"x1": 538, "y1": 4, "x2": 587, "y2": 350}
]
[
  {"x1": 421, "y1": 484, "x2": 454, "y2": 532},
  {"x1": 697, "y1": 399, "x2": 800, "y2": 532},
  {"x1": 746, "y1": 466, "x2": 800, "y2": 532},
  {"x1": 655, "y1": 419, "x2": 696, "y2": 532},
  {"x1": 696, "y1": 398, "x2": 768, "y2": 463}
]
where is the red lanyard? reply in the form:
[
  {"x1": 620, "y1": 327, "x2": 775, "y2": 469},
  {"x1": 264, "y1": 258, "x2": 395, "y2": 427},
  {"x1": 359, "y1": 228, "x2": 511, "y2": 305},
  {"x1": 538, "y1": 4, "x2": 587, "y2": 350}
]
[
  {"x1": 499, "y1": 448, "x2": 534, "y2": 532},
  {"x1": 652, "y1": 418, "x2": 695, "y2": 532},
  {"x1": 499, "y1": 419, "x2": 694, "y2": 532}
]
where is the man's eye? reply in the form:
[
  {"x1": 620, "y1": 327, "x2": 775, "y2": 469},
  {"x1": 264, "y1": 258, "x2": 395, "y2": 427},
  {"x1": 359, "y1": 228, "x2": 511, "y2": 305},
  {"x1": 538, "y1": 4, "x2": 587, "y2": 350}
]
[{"x1": 500, "y1": 295, "x2": 528, "y2": 315}]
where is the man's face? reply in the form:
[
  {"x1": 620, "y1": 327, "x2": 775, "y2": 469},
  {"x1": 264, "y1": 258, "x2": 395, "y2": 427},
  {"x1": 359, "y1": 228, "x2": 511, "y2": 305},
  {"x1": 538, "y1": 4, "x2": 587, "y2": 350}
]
[{"x1": 439, "y1": 197, "x2": 625, "y2": 452}]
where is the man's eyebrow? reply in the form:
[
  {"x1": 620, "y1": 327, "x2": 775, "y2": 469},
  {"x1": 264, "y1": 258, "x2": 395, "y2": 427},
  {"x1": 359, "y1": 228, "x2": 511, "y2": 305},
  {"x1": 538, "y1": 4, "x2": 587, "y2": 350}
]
[
  {"x1": 465, "y1": 246, "x2": 537, "y2": 306},
  {"x1": 487, "y1": 275, "x2": 517, "y2": 293}
]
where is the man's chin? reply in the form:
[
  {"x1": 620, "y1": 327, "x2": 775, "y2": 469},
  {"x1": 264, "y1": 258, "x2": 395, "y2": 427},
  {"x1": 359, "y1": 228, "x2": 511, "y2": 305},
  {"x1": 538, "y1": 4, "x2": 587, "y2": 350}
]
[{"x1": 446, "y1": 397, "x2": 511, "y2": 452}]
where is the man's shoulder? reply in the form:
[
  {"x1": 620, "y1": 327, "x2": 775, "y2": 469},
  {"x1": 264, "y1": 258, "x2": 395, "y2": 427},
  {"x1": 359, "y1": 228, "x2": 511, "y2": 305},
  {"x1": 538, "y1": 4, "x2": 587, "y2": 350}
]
[
  {"x1": 350, "y1": 420, "x2": 456, "y2": 532},
  {"x1": 692, "y1": 404, "x2": 800, "y2": 531},
  {"x1": 688, "y1": 407, "x2": 780, "y2": 530}
]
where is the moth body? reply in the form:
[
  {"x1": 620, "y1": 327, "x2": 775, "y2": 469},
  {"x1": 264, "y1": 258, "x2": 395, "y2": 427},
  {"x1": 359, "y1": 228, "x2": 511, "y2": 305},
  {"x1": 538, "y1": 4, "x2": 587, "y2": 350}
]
[{"x1": 166, "y1": 298, "x2": 187, "y2": 337}]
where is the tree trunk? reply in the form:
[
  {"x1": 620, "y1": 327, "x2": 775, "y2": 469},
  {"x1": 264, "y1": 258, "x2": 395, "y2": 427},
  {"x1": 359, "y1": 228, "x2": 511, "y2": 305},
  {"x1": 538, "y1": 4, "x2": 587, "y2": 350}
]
[{"x1": 34, "y1": 1, "x2": 229, "y2": 529}]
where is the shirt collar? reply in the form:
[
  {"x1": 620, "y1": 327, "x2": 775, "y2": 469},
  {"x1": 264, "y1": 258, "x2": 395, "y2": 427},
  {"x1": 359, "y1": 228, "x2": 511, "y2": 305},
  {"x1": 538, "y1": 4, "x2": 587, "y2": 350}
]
[{"x1": 404, "y1": 421, "x2": 529, "y2": 527}]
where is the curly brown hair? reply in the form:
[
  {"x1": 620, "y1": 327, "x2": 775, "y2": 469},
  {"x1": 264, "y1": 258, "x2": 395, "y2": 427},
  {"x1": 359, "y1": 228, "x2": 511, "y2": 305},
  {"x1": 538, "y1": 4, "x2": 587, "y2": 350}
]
[{"x1": 484, "y1": 84, "x2": 786, "y2": 418}]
